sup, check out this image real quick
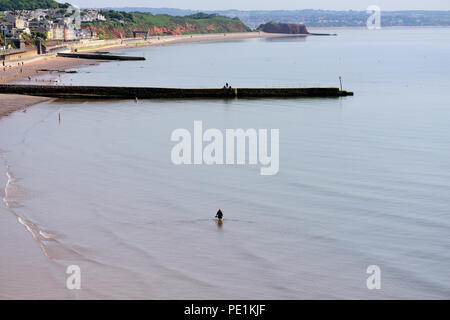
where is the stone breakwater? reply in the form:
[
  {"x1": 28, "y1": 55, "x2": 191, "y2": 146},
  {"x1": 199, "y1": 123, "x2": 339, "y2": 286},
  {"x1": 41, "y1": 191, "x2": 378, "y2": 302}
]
[
  {"x1": 57, "y1": 53, "x2": 146, "y2": 61},
  {"x1": 0, "y1": 84, "x2": 354, "y2": 99}
]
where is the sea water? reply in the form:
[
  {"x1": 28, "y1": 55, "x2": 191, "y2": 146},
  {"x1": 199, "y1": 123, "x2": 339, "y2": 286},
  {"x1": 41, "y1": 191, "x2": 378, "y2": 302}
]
[{"x1": 1, "y1": 28, "x2": 449, "y2": 299}]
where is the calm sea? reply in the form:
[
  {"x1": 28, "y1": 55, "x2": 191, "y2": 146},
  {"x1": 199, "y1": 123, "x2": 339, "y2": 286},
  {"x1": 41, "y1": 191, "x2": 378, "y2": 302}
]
[{"x1": 1, "y1": 28, "x2": 449, "y2": 299}]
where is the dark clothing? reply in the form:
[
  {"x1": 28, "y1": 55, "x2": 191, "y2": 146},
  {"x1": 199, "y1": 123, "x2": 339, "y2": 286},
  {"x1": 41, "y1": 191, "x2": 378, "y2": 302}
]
[{"x1": 216, "y1": 209, "x2": 223, "y2": 219}]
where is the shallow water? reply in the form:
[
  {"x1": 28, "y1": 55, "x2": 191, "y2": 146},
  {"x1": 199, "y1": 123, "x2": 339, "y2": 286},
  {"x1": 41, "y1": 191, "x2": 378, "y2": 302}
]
[{"x1": 1, "y1": 28, "x2": 450, "y2": 299}]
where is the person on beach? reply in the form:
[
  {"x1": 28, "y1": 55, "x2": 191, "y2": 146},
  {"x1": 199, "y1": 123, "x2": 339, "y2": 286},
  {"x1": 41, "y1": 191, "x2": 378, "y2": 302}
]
[{"x1": 216, "y1": 209, "x2": 224, "y2": 221}]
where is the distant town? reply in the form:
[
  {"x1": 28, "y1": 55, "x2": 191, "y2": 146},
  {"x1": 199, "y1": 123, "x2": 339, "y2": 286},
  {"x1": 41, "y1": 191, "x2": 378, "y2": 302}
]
[{"x1": 0, "y1": 8, "x2": 105, "y2": 50}]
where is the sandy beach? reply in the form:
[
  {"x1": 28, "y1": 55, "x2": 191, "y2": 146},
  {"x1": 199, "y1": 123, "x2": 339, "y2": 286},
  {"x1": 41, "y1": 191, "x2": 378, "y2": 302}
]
[
  {"x1": 0, "y1": 94, "x2": 53, "y2": 119},
  {"x1": 0, "y1": 56, "x2": 90, "y2": 119}
]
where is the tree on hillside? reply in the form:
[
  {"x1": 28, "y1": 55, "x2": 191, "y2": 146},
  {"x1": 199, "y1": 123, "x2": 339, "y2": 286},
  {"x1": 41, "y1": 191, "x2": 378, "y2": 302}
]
[{"x1": 0, "y1": 0, "x2": 70, "y2": 11}]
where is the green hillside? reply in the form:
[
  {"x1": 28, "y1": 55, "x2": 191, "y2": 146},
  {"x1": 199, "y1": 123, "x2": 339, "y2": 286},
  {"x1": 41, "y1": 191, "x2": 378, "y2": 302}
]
[
  {"x1": 0, "y1": 0, "x2": 69, "y2": 11},
  {"x1": 84, "y1": 11, "x2": 252, "y2": 39}
]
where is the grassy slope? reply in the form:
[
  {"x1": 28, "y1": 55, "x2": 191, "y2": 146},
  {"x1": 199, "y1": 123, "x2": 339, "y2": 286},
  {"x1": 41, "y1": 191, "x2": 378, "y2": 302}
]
[
  {"x1": 84, "y1": 11, "x2": 252, "y2": 39},
  {"x1": 0, "y1": 0, "x2": 68, "y2": 11}
]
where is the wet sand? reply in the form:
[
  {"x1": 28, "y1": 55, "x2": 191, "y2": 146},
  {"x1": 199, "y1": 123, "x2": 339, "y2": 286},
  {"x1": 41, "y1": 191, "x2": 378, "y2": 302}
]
[
  {"x1": 0, "y1": 94, "x2": 53, "y2": 120},
  {"x1": 0, "y1": 56, "x2": 94, "y2": 85},
  {"x1": 0, "y1": 57, "x2": 92, "y2": 120}
]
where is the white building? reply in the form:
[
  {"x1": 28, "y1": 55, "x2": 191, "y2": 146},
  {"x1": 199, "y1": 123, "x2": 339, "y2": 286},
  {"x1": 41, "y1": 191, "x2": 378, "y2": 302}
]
[{"x1": 80, "y1": 9, "x2": 106, "y2": 22}]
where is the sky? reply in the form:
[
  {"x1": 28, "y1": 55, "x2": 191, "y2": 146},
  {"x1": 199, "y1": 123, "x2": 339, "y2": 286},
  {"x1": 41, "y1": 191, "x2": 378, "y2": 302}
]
[{"x1": 71, "y1": 0, "x2": 450, "y2": 11}]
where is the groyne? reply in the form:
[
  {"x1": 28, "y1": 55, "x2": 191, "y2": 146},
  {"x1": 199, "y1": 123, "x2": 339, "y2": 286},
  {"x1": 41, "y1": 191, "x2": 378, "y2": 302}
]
[
  {"x1": 57, "y1": 53, "x2": 146, "y2": 61},
  {"x1": 0, "y1": 84, "x2": 353, "y2": 99}
]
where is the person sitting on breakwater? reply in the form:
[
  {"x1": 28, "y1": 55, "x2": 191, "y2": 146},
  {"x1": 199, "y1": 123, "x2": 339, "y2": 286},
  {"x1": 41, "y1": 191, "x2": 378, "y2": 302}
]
[
  {"x1": 215, "y1": 209, "x2": 224, "y2": 221},
  {"x1": 223, "y1": 83, "x2": 233, "y2": 90}
]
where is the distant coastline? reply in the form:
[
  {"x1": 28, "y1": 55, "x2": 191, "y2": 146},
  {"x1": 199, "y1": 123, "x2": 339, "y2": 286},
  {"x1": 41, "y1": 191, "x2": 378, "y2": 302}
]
[
  {"x1": 108, "y1": 8, "x2": 450, "y2": 29},
  {"x1": 309, "y1": 25, "x2": 450, "y2": 30}
]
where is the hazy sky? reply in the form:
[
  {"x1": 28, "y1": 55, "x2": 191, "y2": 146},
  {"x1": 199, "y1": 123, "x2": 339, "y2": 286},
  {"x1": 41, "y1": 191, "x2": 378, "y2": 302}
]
[{"x1": 71, "y1": 0, "x2": 450, "y2": 11}]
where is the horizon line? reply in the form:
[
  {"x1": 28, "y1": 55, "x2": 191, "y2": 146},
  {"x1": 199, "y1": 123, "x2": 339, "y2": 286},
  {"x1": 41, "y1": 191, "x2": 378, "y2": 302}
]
[{"x1": 82, "y1": 7, "x2": 450, "y2": 12}]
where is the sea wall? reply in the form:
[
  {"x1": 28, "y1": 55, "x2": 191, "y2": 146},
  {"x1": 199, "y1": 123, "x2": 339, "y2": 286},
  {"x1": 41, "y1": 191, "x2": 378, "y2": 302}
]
[
  {"x1": 0, "y1": 84, "x2": 353, "y2": 99},
  {"x1": 70, "y1": 39, "x2": 122, "y2": 50},
  {"x1": 0, "y1": 48, "x2": 38, "y2": 62},
  {"x1": 44, "y1": 39, "x2": 123, "y2": 52},
  {"x1": 56, "y1": 53, "x2": 146, "y2": 60}
]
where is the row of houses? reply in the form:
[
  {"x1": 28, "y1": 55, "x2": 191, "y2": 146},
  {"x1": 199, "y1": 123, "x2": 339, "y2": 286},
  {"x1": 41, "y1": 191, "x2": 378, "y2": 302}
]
[{"x1": 0, "y1": 8, "x2": 105, "y2": 46}]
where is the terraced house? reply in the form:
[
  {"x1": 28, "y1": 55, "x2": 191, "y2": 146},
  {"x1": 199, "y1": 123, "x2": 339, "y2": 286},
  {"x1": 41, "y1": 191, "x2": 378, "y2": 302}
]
[{"x1": 0, "y1": 7, "x2": 107, "y2": 47}]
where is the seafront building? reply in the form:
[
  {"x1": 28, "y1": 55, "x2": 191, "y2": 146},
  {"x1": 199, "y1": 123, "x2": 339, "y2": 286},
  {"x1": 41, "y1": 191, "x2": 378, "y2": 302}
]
[{"x1": 0, "y1": 8, "x2": 105, "y2": 47}]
